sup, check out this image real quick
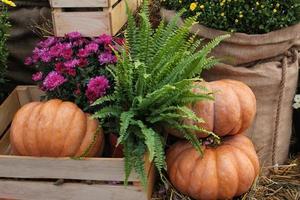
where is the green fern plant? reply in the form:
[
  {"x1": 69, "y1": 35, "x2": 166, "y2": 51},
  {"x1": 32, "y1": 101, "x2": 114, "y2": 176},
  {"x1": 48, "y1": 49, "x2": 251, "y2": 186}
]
[{"x1": 93, "y1": 0, "x2": 229, "y2": 187}]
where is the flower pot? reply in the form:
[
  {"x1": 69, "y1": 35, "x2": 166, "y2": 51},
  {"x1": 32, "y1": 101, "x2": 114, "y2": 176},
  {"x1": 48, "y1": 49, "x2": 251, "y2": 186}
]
[{"x1": 109, "y1": 133, "x2": 124, "y2": 158}]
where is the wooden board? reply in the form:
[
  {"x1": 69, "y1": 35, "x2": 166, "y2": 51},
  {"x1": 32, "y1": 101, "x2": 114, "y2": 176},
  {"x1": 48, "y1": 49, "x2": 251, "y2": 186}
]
[
  {"x1": 0, "y1": 155, "x2": 140, "y2": 182},
  {"x1": 110, "y1": 0, "x2": 139, "y2": 35},
  {"x1": 0, "y1": 86, "x2": 155, "y2": 200},
  {"x1": 50, "y1": 0, "x2": 109, "y2": 8},
  {"x1": 0, "y1": 91, "x2": 20, "y2": 136},
  {"x1": 0, "y1": 180, "x2": 147, "y2": 200},
  {"x1": 53, "y1": 10, "x2": 111, "y2": 37}
]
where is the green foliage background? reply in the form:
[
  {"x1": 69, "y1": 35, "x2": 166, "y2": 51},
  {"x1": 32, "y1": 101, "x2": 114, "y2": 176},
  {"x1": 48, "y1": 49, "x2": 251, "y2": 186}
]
[
  {"x1": 161, "y1": 0, "x2": 300, "y2": 34},
  {"x1": 0, "y1": 5, "x2": 9, "y2": 102}
]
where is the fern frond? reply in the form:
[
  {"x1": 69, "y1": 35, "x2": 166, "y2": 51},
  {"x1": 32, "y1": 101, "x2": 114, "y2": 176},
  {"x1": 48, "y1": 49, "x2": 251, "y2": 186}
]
[
  {"x1": 93, "y1": 105, "x2": 122, "y2": 119},
  {"x1": 92, "y1": 94, "x2": 118, "y2": 106},
  {"x1": 117, "y1": 111, "x2": 135, "y2": 145}
]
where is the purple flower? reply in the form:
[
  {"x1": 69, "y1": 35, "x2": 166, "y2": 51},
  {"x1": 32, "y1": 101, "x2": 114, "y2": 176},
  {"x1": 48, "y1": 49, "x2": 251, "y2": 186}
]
[
  {"x1": 95, "y1": 34, "x2": 112, "y2": 45},
  {"x1": 32, "y1": 72, "x2": 43, "y2": 81},
  {"x1": 41, "y1": 53, "x2": 52, "y2": 63},
  {"x1": 43, "y1": 71, "x2": 67, "y2": 91},
  {"x1": 77, "y1": 48, "x2": 90, "y2": 58},
  {"x1": 85, "y1": 42, "x2": 99, "y2": 53},
  {"x1": 85, "y1": 76, "x2": 110, "y2": 102},
  {"x1": 24, "y1": 57, "x2": 33, "y2": 66},
  {"x1": 66, "y1": 32, "x2": 82, "y2": 40},
  {"x1": 62, "y1": 48, "x2": 73, "y2": 60},
  {"x1": 64, "y1": 59, "x2": 80, "y2": 68},
  {"x1": 98, "y1": 52, "x2": 117, "y2": 65},
  {"x1": 38, "y1": 37, "x2": 57, "y2": 48}
]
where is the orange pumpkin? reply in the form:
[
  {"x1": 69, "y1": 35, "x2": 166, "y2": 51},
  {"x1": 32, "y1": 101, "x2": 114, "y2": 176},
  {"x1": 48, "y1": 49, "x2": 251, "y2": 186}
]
[
  {"x1": 10, "y1": 99, "x2": 104, "y2": 157},
  {"x1": 169, "y1": 79, "x2": 256, "y2": 138},
  {"x1": 167, "y1": 134, "x2": 259, "y2": 200}
]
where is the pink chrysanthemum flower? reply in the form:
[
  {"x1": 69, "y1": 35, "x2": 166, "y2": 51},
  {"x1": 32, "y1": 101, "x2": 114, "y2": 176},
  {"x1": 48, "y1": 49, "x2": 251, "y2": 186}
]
[
  {"x1": 43, "y1": 71, "x2": 67, "y2": 91},
  {"x1": 95, "y1": 34, "x2": 112, "y2": 45},
  {"x1": 66, "y1": 32, "x2": 82, "y2": 40},
  {"x1": 85, "y1": 42, "x2": 99, "y2": 53},
  {"x1": 85, "y1": 76, "x2": 110, "y2": 102},
  {"x1": 32, "y1": 72, "x2": 43, "y2": 81}
]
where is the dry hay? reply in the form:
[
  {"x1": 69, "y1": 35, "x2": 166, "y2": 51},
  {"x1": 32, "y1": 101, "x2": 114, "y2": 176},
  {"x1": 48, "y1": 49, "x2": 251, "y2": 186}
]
[{"x1": 152, "y1": 157, "x2": 300, "y2": 200}]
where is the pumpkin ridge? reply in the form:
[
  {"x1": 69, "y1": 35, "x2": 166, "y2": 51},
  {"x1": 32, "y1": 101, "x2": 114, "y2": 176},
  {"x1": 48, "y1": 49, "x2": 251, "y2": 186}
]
[
  {"x1": 230, "y1": 146, "x2": 256, "y2": 196},
  {"x1": 75, "y1": 115, "x2": 100, "y2": 156},
  {"x1": 229, "y1": 90, "x2": 243, "y2": 135},
  {"x1": 186, "y1": 151, "x2": 203, "y2": 196},
  {"x1": 50, "y1": 101, "x2": 74, "y2": 156},
  {"x1": 48, "y1": 100, "x2": 63, "y2": 156},
  {"x1": 36, "y1": 100, "x2": 62, "y2": 155},
  {"x1": 11, "y1": 102, "x2": 40, "y2": 155},
  {"x1": 25, "y1": 103, "x2": 43, "y2": 156},
  {"x1": 61, "y1": 108, "x2": 87, "y2": 156},
  {"x1": 173, "y1": 145, "x2": 195, "y2": 194},
  {"x1": 60, "y1": 106, "x2": 83, "y2": 156},
  {"x1": 21, "y1": 104, "x2": 35, "y2": 155},
  {"x1": 224, "y1": 138, "x2": 259, "y2": 176}
]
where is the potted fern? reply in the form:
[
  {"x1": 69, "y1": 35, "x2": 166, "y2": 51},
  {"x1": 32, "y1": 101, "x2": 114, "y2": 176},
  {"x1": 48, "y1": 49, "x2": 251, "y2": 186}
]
[{"x1": 93, "y1": 0, "x2": 227, "y2": 187}]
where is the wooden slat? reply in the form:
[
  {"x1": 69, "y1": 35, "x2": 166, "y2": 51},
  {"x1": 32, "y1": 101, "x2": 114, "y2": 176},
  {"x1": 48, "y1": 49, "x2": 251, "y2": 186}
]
[
  {"x1": 0, "y1": 129, "x2": 11, "y2": 155},
  {"x1": 53, "y1": 10, "x2": 111, "y2": 37},
  {"x1": 16, "y1": 86, "x2": 44, "y2": 103},
  {"x1": 0, "y1": 180, "x2": 147, "y2": 200},
  {"x1": 110, "y1": 0, "x2": 140, "y2": 35},
  {"x1": 50, "y1": 0, "x2": 109, "y2": 8},
  {"x1": 109, "y1": 0, "x2": 119, "y2": 7},
  {"x1": 0, "y1": 90, "x2": 20, "y2": 136},
  {"x1": 0, "y1": 155, "x2": 140, "y2": 181}
]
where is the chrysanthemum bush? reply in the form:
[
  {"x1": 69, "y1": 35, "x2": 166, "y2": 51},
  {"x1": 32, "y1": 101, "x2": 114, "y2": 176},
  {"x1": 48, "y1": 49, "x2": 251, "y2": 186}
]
[
  {"x1": 161, "y1": 0, "x2": 300, "y2": 34},
  {"x1": 25, "y1": 32, "x2": 123, "y2": 112}
]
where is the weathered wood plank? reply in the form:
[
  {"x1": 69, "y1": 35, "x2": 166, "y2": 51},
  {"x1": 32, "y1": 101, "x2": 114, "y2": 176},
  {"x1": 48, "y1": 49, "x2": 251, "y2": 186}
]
[
  {"x1": 110, "y1": 0, "x2": 141, "y2": 35},
  {"x1": 0, "y1": 91, "x2": 20, "y2": 136},
  {"x1": 50, "y1": 0, "x2": 109, "y2": 8},
  {"x1": 0, "y1": 129, "x2": 11, "y2": 155},
  {"x1": 0, "y1": 155, "x2": 140, "y2": 181},
  {"x1": 0, "y1": 180, "x2": 147, "y2": 200},
  {"x1": 53, "y1": 10, "x2": 111, "y2": 37}
]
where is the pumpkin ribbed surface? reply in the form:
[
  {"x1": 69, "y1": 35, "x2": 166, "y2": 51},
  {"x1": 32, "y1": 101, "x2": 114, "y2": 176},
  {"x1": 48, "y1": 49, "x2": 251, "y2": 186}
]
[
  {"x1": 10, "y1": 99, "x2": 104, "y2": 157},
  {"x1": 167, "y1": 134, "x2": 259, "y2": 200},
  {"x1": 181, "y1": 79, "x2": 256, "y2": 138}
]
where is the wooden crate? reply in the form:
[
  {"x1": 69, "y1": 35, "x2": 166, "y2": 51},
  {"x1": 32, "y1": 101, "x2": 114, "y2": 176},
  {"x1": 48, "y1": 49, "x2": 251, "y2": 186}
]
[
  {"x1": 49, "y1": 0, "x2": 142, "y2": 36},
  {"x1": 0, "y1": 86, "x2": 155, "y2": 200}
]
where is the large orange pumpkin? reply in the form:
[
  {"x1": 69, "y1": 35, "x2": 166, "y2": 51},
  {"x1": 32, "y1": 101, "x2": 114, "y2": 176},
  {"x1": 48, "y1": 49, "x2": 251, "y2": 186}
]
[
  {"x1": 167, "y1": 134, "x2": 259, "y2": 200},
  {"x1": 10, "y1": 99, "x2": 104, "y2": 157},
  {"x1": 169, "y1": 79, "x2": 256, "y2": 138}
]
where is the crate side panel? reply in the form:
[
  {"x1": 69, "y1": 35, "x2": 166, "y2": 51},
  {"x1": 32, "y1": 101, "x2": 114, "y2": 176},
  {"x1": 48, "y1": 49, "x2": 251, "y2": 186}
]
[
  {"x1": 0, "y1": 90, "x2": 20, "y2": 136},
  {"x1": 0, "y1": 155, "x2": 140, "y2": 181},
  {"x1": 0, "y1": 129, "x2": 11, "y2": 155},
  {"x1": 53, "y1": 11, "x2": 111, "y2": 37},
  {"x1": 50, "y1": 0, "x2": 109, "y2": 8},
  {"x1": 110, "y1": 0, "x2": 139, "y2": 35},
  {"x1": 0, "y1": 180, "x2": 147, "y2": 200}
]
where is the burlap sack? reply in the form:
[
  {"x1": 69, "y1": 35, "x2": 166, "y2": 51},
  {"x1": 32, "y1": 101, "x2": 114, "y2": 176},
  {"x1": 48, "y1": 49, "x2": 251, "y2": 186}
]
[
  {"x1": 160, "y1": 8, "x2": 300, "y2": 65},
  {"x1": 203, "y1": 49, "x2": 299, "y2": 167},
  {"x1": 6, "y1": 2, "x2": 50, "y2": 86}
]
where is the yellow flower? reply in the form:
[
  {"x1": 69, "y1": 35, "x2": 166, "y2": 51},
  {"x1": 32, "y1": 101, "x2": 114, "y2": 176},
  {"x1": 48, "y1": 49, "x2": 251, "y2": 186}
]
[
  {"x1": 1, "y1": 0, "x2": 16, "y2": 7},
  {"x1": 256, "y1": 1, "x2": 259, "y2": 6},
  {"x1": 276, "y1": 3, "x2": 280, "y2": 7},
  {"x1": 199, "y1": 4, "x2": 205, "y2": 9},
  {"x1": 190, "y1": 2, "x2": 197, "y2": 11},
  {"x1": 239, "y1": 14, "x2": 243, "y2": 18},
  {"x1": 235, "y1": 19, "x2": 239, "y2": 23},
  {"x1": 221, "y1": 12, "x2": 225, "y2": 17},
  {"x1": 273, "y1": 8, "x2": 277, "y2": 13}
]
